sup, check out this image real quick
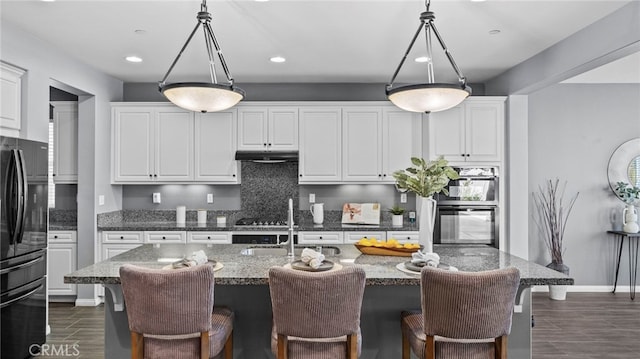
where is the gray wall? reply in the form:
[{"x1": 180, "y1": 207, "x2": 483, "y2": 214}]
[
  {"x1": 528, "y1": 83, "x2": 640, "y2": 286},
  {"x1": 2, "y1": 21, "x2": 124, "y2": 304},
  {"x1": 121, "y1": 183, "x2": 415, "y2": 214}
]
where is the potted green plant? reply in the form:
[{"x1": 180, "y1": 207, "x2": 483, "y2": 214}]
[
  {"x1": 532, "y1": 178, "x2": 579, "y2": 300},
  {"x1": 393, "y1": 157, "x2": 458, "y2": 252},
  {"x1": 614, "y1": 181, "x2": 640, "y2": 233},
  {"x1": 388, "y1": 205, "x2": 405, "y2": 226}
]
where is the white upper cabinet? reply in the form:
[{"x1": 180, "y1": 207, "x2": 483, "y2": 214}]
[
  {"x1": 0, "y1": 62, "x2": 24, "y2": 135},
  {"x1": 342, "y1": 106, "x2": 421, "y2": 183},
  {"x1": 112, "y1": 104, "x2": 194, "y2": 183},
  {"x1": 51, "y1": 101, "x2": 78, "y2": 183},
  {"x1": 194, "y1": 111, "x2": 239, "y2": 182},
  {"x1": 299, "y1": 107, "x2": 342, "y2": 183},
  {"x1": 428, "y1": 97, "x2": 505, "y2": 164},
  {"x1": 237, "y1": 106, "x2": 298, "y2": 151},
  {"x1": 342, "y1": 107, "x2": 383, "y2": 182},
  {"x1": 382, "y1": 108, "x2": 422, "y2": 180}
]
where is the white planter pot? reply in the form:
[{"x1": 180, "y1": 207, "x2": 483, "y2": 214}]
[
  {"x1": 392, "y1": 215, "x2": 403, "y2": 227},
  {"x1": 549, "y1": 285, "x2": 568, "y2": 300}
]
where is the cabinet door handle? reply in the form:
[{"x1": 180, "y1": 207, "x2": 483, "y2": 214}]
[
  {"x1": 383, "y1": 174, "x2": 387, "y2": 177},
  {"x1": 120, "y1": 236, "x2": 124, "y2": 239},
  {"x1": 162, "y1": 236, "x2": 166, "y2": 240},
  {"x1": 232, "y1": 174, "x2": 236, "y2": 177},
  {"x1": 154, "y1": 174, "x2": 158, "y2": 177},
  {"x1": 54, "y1": 235, "x2": 58, "y2": 239},
  {"x1": 378, "y1": 174, "x2": 382, "y2": 177},
  {"x1": 207, "y1": 236, "x2": 211, "y2": 240},
  {"x1": 149, "y1": 174, "x2": 153, "y2": 177},
  {"x1": 299, "y1": 174, "x2": 302, "y2": 177},
  {"x1": 268, "y1": 143, "x2": 272, "y2": 146},
  {"x1": 319, "y1": 236, "x2": 323, "y2": 240},
  {"x1": 263, "y1": 143, "x2": 267, "y2": 146},
  {"x1": 461, "y1": 154, "x2": 466, "y2": 157}
]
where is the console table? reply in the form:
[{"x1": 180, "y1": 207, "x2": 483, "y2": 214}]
[{"x1": 607, "y1": 231, "x2": 640, "y2": 300}]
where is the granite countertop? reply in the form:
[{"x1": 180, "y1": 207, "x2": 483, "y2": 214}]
[
  {"x1": 65, "y1": 244, "x2": 574, "y2": 287},
  {"x1": 49, "y1": 222, "x2": 78, "y2": 231},
  {"x1": 96, "y1": 220, "x2": 419, "y2": 232}
]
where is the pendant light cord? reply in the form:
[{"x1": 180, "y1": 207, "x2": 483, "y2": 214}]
[
  {"x1": 159, "y1": 0, "x2": 235, "y2": 87},
  {"x1": 386, "y1": 0, "x2": 467, "y2": 90}
]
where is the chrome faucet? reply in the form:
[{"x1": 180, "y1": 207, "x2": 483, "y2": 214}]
[{"x1": 278, "y1": 198, "x2": 296, "y2": 259}]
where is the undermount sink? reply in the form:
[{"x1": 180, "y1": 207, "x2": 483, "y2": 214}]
[{"x1": 240, "y1": 246, "x2": 341, "y2": 256}]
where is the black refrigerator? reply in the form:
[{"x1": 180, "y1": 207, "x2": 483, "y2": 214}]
[{"x1": 1, "y1": 136, "x2": 48, "y2": 358}]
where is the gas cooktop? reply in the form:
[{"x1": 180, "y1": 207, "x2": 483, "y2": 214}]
[{"x1": 235, "y1": 218, "x2": 292, "y2": 227}]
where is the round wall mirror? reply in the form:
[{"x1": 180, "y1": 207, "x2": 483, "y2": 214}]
[{"x1": 608, "y1": 138, "x2": 640, "y2": 202}]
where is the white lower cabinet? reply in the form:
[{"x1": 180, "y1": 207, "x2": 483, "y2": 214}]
[
  {"x1": 386, "y1": 231, "x2": 419, "y2": 244},
  {"x1": 187, "y1": 232, "x2": 232, "y2": 244},
  {"x1": 343, "y1": 231, "x2": 386, "y2": 244},
  {"x1": 99, "y1": 231, "x2": 144, "y2": 297},
  {"x1": 298, "y1": 231, "x2": 344, "y2": 244},
  {"x1": 144, "y1": 231, "x2": 186, "y2": 244},
  {"x1": 48, "y1": 231, "x2": 77, "y2": 299}
]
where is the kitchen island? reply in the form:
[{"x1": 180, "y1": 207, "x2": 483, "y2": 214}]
[{"x1": 66, "y1": 244, "x2": 572, "y2": 359}]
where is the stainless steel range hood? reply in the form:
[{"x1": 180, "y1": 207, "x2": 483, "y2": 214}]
[{"x1": 235, "y1": 151, "x2": 298, "y2": 163}]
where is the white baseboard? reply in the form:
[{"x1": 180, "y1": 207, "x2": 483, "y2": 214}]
[
  {"x1": 75, "y1": 297, "x2": 101, "y2": 307},
  {"x1": 532, "y1": 285, "x2": 636, "y2": 293}
]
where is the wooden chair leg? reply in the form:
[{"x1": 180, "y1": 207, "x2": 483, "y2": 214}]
[
  {"x1": 223, "y1": 331, "x2": 233, "y2": 359},
  {"x1": 130, "y1": 332, "x2": 143, "y2": 359},
  {"x1": 495, "y1": 335, "x2": 507, "y2": 359},
  {"x1": 425, "y1": 335, "x2": 435, "y2": 359},
  {"x1": 200, "y1": 331, "x2": 210, "y2": 359},
  {"x1": 346, "y1": 333, "x2": 358, "y2": 358},
  {"x1": 277, "y1": 334, "x2": 288, "y2": 359},
  {"x1": 401, "y1": 330, "x2": 411, "y2": 359}
]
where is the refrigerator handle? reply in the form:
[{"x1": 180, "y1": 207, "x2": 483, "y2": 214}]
[
  {"x1": 15, "y1": 149, "x2": 28, "y2": 244},
  {"x1": 6, "y1": 150, "x2": 20, "y2": 245}
]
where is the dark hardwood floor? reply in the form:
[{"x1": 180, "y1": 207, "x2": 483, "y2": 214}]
[
  {"x1": 43, "y1": 292, "x2": 639, "y2": 358},
  {"x1": 532, "y1": 292, "x2": 640, "y2": 359}
]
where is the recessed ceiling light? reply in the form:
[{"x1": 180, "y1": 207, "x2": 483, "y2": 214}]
[
  {"x1": 134, "y1": 29, "x2": 147, "y2": 35},
  {"x1": 125, "y1": 56, "x2": 143, "y2": 63},
  {"x1": 414, "y1": 56, "x2": 430, "y2": 63},
  {"x1": 255, "y1": 0, "x2": 270, "y2": 2},
  {"x1": 489, "y1": 29, "x2": 501, "y2": 35},
  {"x1": 470, "y1": 0, "x2": 486, "y2": 2},
  {"x1": 41, "y1": 0, "x2": 56, "y2": 2},
  {"x1": 270, "y1": 56, "x2": 286, "y2": 63}
]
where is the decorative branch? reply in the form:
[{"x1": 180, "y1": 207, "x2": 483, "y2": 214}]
[{"x1": 532, "y1": 179, "x2": 579, "y2": 265}]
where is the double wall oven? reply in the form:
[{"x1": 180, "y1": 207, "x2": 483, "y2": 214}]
[{"x1": 434, "y1": 167, "x2": 499, "y2": 246}]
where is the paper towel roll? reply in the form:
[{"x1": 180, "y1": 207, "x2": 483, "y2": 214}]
[
  {"x1": 176, "y1": 206, "x2": 186, "y2": 224},
  {"x1": 197, "y1": 210, "x2": 207, "y2": 224}
]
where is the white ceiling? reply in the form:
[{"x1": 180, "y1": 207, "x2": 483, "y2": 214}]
[{"x1": 1, "y1": 0, "x2": 636, "y2": 85}]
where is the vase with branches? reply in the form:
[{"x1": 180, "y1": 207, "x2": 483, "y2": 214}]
[{"x1": 532, "y1": 179, "x2": 579, "y2": 275}]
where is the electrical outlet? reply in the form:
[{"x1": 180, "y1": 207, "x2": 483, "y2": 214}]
[
  {"x1": 152, "y1": 193, "x2": 161, "y2": 204},
  {"x1": 98, "y1": 195, "x2": 105, "y2": 206},
  {"x1": 309, "y1": 193, "x2": 315, "y2": 203},
  {"x1": 207, "y1": 194, "x2": 214, "y2": 203},
  {"x1": 400, "y1": 193, "x2": 407, "y2": 203}
]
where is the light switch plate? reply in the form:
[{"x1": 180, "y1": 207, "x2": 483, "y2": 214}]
[
  {"x1": 309, "y1": 193, "x2": 315, "y2": 203},
  {"x1": 207, "y1": 194, "x2": 214, "y2": 203},
  {"x1": 153, "y1": 193, "x2": 161, "y2": 204},
  {"x1": 400, "y1": 193, "x2": 407, "y2": 203},
  {"x1": 98, "y1": 195, "x2": 105, "y2": 206}
]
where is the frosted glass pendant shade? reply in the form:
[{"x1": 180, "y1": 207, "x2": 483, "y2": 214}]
[
  {"x1": 161, "y1": 83, "x2": 245, "y2": 113},
  {"x1": 387, "y1": 83, "x2": 471, "y2": 113}
]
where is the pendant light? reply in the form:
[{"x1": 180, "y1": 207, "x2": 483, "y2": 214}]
[
  {"x1": 386, "y1": 0, "x2": 471, "y2": 113},
  {"x1": 158, "y1": 0, "x2": 244, "y2": 112}
]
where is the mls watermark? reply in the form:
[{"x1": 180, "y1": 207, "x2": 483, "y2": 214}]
[{"x1": 29, "y1": 343, "x2": 80, "y2": 357}]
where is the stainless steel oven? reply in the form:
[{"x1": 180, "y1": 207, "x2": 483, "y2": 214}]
[
  {"x1": 434, "y1": 167, "x2": 498, "y2": 205},
  {"x1": 434, "y1": 206, "x2": 498, "y2": 245},
  {"x1": 434, "y1": 167, "x2": 499, "y2": 245}
]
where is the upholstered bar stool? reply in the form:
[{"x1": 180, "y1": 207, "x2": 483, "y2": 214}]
[
  {"x1": 268, "y1": 266, "x2": 366, "y2": 359},
  {"x1": 401, "y1": 267, "x2": 520, "y2": 359},
  {"x1": 119, "y1": 264, "x2": 233, "y2": 359}
]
